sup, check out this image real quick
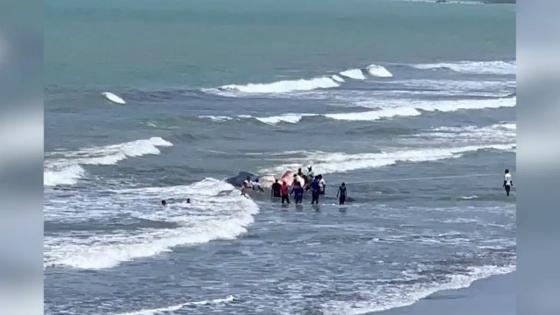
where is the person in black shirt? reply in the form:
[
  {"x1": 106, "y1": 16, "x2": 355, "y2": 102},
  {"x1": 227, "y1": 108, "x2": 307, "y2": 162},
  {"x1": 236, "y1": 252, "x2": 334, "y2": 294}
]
[
  {"x1": 271, "y1": 179, "x2": 282, "y2": 198},
  {"x1": 337, "y1": 182, "x2": 347, "y2": 205}
]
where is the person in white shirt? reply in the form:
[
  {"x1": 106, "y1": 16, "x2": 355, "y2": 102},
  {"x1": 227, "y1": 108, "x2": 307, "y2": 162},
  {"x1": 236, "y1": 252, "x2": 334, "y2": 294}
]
[
  {"x1": 503, "y1": 169, "x2": 513, "y2": 196},
  {"x1": 306, "y1": 166, "x2": 314, "y2": 182},
  {"x1": 318, "y1": 174, "x2": 326, "y2": 195},
  {"x1": 252, "y1": 178, "x2": 264, "y2": 192},
  {"x1": 241, "y1": 176, "x2": 252, "y2": 196}
]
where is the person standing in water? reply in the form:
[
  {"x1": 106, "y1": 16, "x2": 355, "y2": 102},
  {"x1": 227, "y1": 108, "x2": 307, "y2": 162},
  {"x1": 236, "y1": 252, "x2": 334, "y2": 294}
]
[
  {"x1": 271, "y1": 179, "x2": 281, "y2": 198},
  {"x1": 280, "y1": 181, "x2": 290, "y2": 204},
  {"x1": 503, "y1": 169, "x2": 513, "y2": 196},
  {"x1": 318, "y1": 175, "x2": 326, "y2": 195},
  {"x1": 291, "y1": 181, "x2": 304, "y2": 205},
  {"x1": 252, "y1": 178, "x2": 264, "y2": 192},
  {"x1": 306, "y1": 166, "x2": 314, "y2": 182},
  {"x1": 337, "y1": 182, "x2": 347, "y2": 205},
  {"x1": 310, "y1": 176, "x2": 321, "y2": 205}
]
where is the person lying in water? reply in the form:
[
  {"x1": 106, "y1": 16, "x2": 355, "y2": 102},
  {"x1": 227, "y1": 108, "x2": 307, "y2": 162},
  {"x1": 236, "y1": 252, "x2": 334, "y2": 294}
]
[{"x1": 241, "y1": 176, "x2": 252, "y2": 196}]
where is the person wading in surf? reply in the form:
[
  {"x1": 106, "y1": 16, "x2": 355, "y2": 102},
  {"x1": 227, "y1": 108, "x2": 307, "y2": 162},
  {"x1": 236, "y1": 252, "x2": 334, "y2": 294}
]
[
  {"x1": 280, "y1": 181, "x2": 290, "y2": 204},
  {"x1": 306, "y1": 166, "x2": 314, "y2": 183},
  {"x1": 337, "y1": 182, "x2": 347, "y2": 205},
  {"x1": 503, "y1": 169, "x2": 513, "y2": 196},
  {"x1": 297, "y1": 168, "x2": 304, "y2": 178},
  {"x1": 310, "y1": 176, "x2": 321, "y2": 205},
  {"x1": 318, "y1": 174, "x2": 326, "y2": 195},
  {"x1": 291, "y1": 180, "x2": 304, "y2": 204},
  {"x1": 271, "y1": 179, "x2": 281, "y2": 198}
]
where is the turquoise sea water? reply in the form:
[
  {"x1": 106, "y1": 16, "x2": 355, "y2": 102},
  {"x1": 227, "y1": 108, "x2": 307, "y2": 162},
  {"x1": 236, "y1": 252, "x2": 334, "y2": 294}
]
[{"x1": 46, "y1": 0, "x2": 514, "y2": 88}]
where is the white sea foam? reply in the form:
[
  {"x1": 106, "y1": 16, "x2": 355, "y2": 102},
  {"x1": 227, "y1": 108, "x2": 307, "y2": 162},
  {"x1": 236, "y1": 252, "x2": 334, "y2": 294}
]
[
  {"x1": 413, "y1": 60, "x2": 516, "y2": 75},
  {"x1": 255, "y1": 113, "x2": 315, "y2": 125},
  {"x1": 201, "y1": 115, "x2": 234, "y2": 122},
  {"x1": 385, "y1": 79, "x2": 515, "y2": 97},
  {"x1": 44, "y1": 137, "x2": 173, "y2": 187},
  {"x1": 219, "y1": 76, "x2": 340, "y2": 94},
  {"x1": 44, "y1": 178, "x2": 259, "y2": 269},
  {"x1": 366, "y1": 64, "x2": 393, "y2": 77},
  {"x1": 44, "y1": 164, "x2": 86, "y2": 187},
  {"x1": 355, "y1": 96, "x2": 516, "y2": 111},
  {"x1": 260, "y1": 143, "x2": 515, "y2": 176},
  {"x1": 339, "y1": 69, "x2": 366, "y2": 80},
  {"x1": 325, "y1": 107, "x2": 422, "y2": 121},
  {"x1": 422, "y1": 122, "x2": 516, "y2": 144},
  {"x1": 331, "y1": 74, "x2": 346, "y2": 83},
  {"x1": 102, "y1": 91, "x2": 126, "y2": 104},
  {"x1": 114, "y1": 295, "x2": 235, "y2": 315},
  {"x1": 460, "y1": 195, "x2": 479, "y2": 200},
  {"x1": 322, "y1": 264, "x2": 515, "y2": 315}
]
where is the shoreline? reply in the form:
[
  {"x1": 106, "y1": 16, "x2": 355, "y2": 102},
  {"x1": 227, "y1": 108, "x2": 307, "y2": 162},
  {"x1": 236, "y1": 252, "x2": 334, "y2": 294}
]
[{"x1": 374, "y1": 272, "x2": 515, "y2": 315}]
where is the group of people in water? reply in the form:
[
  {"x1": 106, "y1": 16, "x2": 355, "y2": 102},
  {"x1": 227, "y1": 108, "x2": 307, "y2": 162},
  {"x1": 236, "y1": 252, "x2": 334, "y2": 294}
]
[
  {"x1": 242, "y1": 166, "x2": 348, "y2": 206},
  {"x1": 160, "y1": 168, "x2": 513, "y2": 208}
]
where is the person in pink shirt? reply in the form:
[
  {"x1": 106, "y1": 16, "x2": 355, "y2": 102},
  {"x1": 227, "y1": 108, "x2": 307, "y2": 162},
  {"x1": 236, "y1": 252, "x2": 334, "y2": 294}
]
[{"x1": 280, "y1": 181, "x2": 290, "y2": 204}]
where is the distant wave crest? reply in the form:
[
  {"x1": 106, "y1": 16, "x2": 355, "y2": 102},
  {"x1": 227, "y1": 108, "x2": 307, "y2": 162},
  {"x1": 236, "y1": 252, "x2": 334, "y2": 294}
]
[
  {"x1": 413, "y1": 60, "x2": 516, "y2": 75},
  {"x1": 218, "y1": 76, "x2": 340, "y2": 94},
  {"x1": 207, "y1": 97, "x2": 516, "y2": 125},
  {"x1": 204, "y1": 64, "x2": 393, "y2": 96},
  {"x1": 367, "y1": 64, "x2": 393, "y2": 77}
]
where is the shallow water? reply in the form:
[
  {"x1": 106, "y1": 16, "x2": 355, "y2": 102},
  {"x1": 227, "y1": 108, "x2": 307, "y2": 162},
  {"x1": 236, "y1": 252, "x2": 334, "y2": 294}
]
[{"x1": 45, "y1": 1, "x2": 516, "y2": 314}]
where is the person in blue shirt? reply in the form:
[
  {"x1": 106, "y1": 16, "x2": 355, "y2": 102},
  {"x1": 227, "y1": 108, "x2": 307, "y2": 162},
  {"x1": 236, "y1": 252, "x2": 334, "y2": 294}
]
[
  {"x1": 310, "y1": 176, "x2": 321, "y2": 205},
  {"x1": 290, "y1": 181, "x2": 304, "y2": 204}
]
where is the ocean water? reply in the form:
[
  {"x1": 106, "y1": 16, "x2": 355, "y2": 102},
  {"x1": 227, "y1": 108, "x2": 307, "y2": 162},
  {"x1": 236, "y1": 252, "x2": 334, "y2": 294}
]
[{"x1": 45, "y1": 0, "x2": 516, "y2": 314}]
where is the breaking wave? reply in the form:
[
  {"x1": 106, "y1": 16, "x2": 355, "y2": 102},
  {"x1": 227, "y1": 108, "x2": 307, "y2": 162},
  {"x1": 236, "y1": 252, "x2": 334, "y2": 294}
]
[
  {"x1": 44, "y1": 178, "x2": 259, "y2": 269},
  {"x1": 367, "y1": 64, "x2": 393, "y2": 77},
  {"x1": 216, "y1": 76, "x2": 340, "y2": 94},
  {"x1": 260, "y1": 143, "x2": 515, "y2": 176},
  {"x1": 339, "y1": 69, "x2": 366, "y2": 80},
  {"x1": 44, "y1": 137, "x2": 173, "y2": 187},
  {"x1": 204, "y1": 64, "x2": 393, "y2": 96}
]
